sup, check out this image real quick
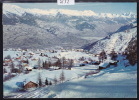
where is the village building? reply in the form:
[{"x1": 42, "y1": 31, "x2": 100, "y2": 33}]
[
  {"x1": 91, "y1": 61, "x2": 100, "y2": 65},
  {"x1": 31, "y1": 58, "x2": 38, "y2": 61},
  {"x1": 99, "y1": 62, "x2": 110, "y2": 70},
  {"x1": 23, "y1": 80, "x2": 38, "y2": 89},
  {"x1": 109, "y1": 60, "x2": 119, "y2": 65},
  {"x1": 76, "y1": 49, "x2": 84, "y2": 52},
  {"x1": 25, "y1": 66, "x2": 32, "y2": 71},
  {"x1": 83, "y1": 61, "x2": 89, "y2": 64}
]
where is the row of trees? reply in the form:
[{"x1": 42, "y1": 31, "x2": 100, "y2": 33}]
[
  {"x1": 38, "y1": 73, "x2": 52, "y2": 87},
  {"x1": 38, "y1": 71, "x2": 65, "y2": 87},
  {"x1": 40, "y1": 57, "x2": 74, "y2": 70},
  {"x1": 98, "y1": 49, "x2": 118, "y2": 62},
  {"x1": 99, "y1": 47, "x2": 137, "y2": 67}
]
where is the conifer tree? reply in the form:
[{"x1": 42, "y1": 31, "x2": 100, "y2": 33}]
[
  {"x1": 59, "y1": 70, "x2": 65, "y2": 83},
  {"x1": 110, "y1": 49, "x2": 117, "y2": 61},
  {"x1": 49, "y1": 81, "x2": 52, "y2": 85},
  {"x1": 53, "y1": 75, "x2": 58, "y2": 85},
  {"x1": 99, "y1": 50, "x2": 107, "y2": 62},
  {"x1": 38, "y1": 73, "x2": 42, "y2": 87},
  {"x1": 45, "y1": 78, "x2": 49, "y2": 85}
]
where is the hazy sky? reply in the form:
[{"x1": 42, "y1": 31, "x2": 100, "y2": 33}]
[{"x1": 6, "y1": 2, "x2": 136, "y2": 14}]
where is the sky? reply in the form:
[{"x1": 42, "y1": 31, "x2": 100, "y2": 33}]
[{"x1": 5, "y1": 2, "x2": 136, "y2": 14}]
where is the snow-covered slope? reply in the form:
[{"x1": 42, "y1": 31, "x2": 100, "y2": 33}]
[
  {"x1": 83, "y1": 23, "x2": 137, "y2": 54},
  {"x1": 3, "y1": 4, "x2": 136, "y2": 49},
  {"x1": 4, "y1": 55, "x2": 137, "y2": 98}
]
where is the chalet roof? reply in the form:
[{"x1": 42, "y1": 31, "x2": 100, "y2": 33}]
[
  {"x1": 91, "y1": 61, "x2": 98, "y2": 63},
  {"x1": 109, "y1": 60, "x2": 116, "y2": 63},
  {"x1": 23, "y1": 79, "x2": 38, "y2": 86},
  {"x1": 99, "y1": 63, "x2": 109, "y2": 68},
  {"x1": 25, "y1": 66, "x2": 32, "y2": 69},
  {"x1": 50, "y1": 66, "x2": 60, "y2": 69}
]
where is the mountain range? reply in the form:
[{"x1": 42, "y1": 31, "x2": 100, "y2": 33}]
[{"x1": 3, "y1": 4, "x2": 137, "y2": 51}]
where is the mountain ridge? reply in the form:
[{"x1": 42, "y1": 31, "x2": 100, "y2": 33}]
[
  {"x1": 83, "y1": 23, "x2": 137, "y2": 54},
  {"x1": 3, "y1": 4, "x2": 137, "y2": 49}
]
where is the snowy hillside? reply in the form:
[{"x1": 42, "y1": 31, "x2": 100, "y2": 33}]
[
  {"x1": 3, "y1": 49, "x2": 137, "y2": 98},
  {"x1": 3, "y1": 4, "x2": 136, "y2": 49},
  {"x1": 83, "y1": 23, "x2": 137, "y2": 54}
]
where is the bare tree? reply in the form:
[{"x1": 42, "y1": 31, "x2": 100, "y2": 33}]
[
  {"x1": 48, "y1": 61, "x2": 51, "y2": 68},
  {"x1": 10, "y1": 62, "x2": 15, "y2": 73},
  {"x1": 53, "y1": 75, "x2": 58, "y2": 85},
  {"x1": 109, "y1": 49, "x2": 117, "y2": 61},
  {"x1": 54, "y1": 58, "x2": 62, "y2": 68},
  {"x1": 59, "y1": 70, "x2": 65, "y2": 83},
  {"x1": 38, "y1": 58, "x2": 41, "y2": 70},
  {"x1": 26, "y1": 59, "x2": 29, "y2": 64},
  {"x1": 18, "y1": 61, "x2": 23, "y2": 73},
  {"x1": 61, "y1": 57, "x2": 66, "y2": 69},
  {"x1": 3, "y1": 68, "x2": 7, "y2": 74},
  {"x1": 99, "y1": 50, "x2": 107, "y2": 62},
  {"x1": 68, "y1": 59, "x2": 74, "y2": 70}
]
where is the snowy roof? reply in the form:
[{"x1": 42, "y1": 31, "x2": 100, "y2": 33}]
[
  {"x1": 26, "y1": 67, "x2": 32, "y2": 69},
  {"x1": 108, "y1": 60, "x2": 116, "y2": 63},
  {"x1": 91, "y1": 61, "x2": 98, "y2": 63},
  {"x1": 99, "y1": 63, "x2": 109, "y2": 67},
  {"x1": 23, "y1": 78, "x2": 38, "y2": 86},
  {"x1": 50, "y1": 66, "x2": 60, "y2": 69}
]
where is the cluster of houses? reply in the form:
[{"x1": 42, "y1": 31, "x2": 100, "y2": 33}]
[
  {"x1": 3, "y1": 48, "x2": 119, "y2": 73},
  {"x1": 79, "y1": 59, "x2": 119, "y2": 70},
  {"x1": 3, "y1": 48, "x2": 121, "y2": 89}
]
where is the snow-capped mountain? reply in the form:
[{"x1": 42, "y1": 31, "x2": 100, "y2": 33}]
[
  {"x1": 3, "y1": 4, "x2": 137, "y2": 49},
  {"x1": 83, "y1": 22, "x2": 137, "y2": 54},
  {"x1": 3, "y1": 4, "x2": 136, "y2": 18}
]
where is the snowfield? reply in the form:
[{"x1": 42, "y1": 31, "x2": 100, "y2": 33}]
[
  {"x1": 3, "y1": 50, "x2": 137, "y2": 98},
  {"x1": 89, "y1": 26, "x2": 137, "y2": 54}
]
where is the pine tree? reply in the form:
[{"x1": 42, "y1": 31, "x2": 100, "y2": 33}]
[
  {"x1": 26, "y1": 59, "x2": 29, "y2": 64},
  {"x1": 62, "y1": 57, "x2": 66, "y2": 69},
  {"x1": 3, "y1": 68, "x2": 7, "y2": 74},
  {"x1": 42, "y1": 61, "x2": 45, "y2": 69},
  {"x1": 59, "y1": 71, "x2": 65, "y2": 83},
  {"x1": 45, "y1": 78, "x2": 49, "y2": 85},
  {"x1": 126, "y1": 38, "x2": 137, "y2": 66},
  {"x1": 49, "y1": 81, "x2": 52, "y2": 85},
  {"x1": 38, "y1": 73, "x2": 42, "y2": 87},
  {"x1": 44, "y1": 61, "x2": 49, "y2": 69},
  {"x1": 38, "y1": 58, "x2": 41, "y2": 69},
  {"x1": 55, "y1": 58, "x2": 62, "y2": 68},
  {"x1": 18, "y1": 61, "x2": 23, "y2": 73},
  {"x1": 99, "y1": 50, "x2": 107, "y2": 62},
  {"x1": 10, "y1": 62, "x2": 15, "y2": 73},
  {"x1": 53, "y1": 76, "x2": 58, "y2": 85},
  {"x1": 48, "y1": 61, "x2": 51, "y2": 68},
  {"x1": 68, "y1": 59, "x2": 73, "y2": 70},
  {"x1": 110, "y1": 49, "x2": 117, "y2": 61}
]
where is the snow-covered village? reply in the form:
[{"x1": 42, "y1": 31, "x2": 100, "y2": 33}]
[{"x1": 3, "y1": 3, "x2": 137, "y2": 98}]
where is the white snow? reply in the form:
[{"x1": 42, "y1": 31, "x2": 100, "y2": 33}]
[
  {"x1": 3, "y1": 4, "x2": 136, "y2": 19},
  {"x1": 3, "y1": 49, "x2": 137, "y2": 98},
  {"x1": 90, "y1": 27, "x2": 137, "y2": 54}
]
